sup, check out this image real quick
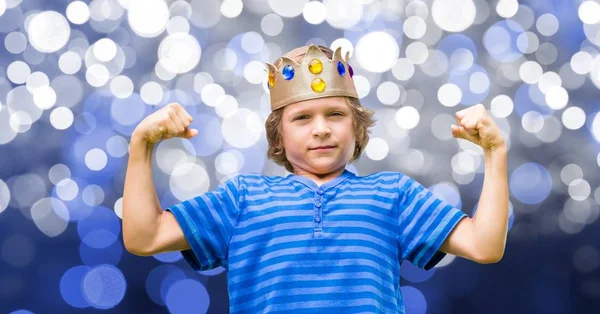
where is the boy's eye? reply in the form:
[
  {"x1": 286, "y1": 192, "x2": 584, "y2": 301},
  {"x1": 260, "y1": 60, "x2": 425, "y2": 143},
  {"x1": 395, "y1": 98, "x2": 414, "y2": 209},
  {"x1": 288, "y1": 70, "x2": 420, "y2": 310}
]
[
  {"x1": 330, "y1": 112, "x2": 343, "y2": 116},
  {"x1": 294, "y1": 115, "x2": 308, "y2": 120}
]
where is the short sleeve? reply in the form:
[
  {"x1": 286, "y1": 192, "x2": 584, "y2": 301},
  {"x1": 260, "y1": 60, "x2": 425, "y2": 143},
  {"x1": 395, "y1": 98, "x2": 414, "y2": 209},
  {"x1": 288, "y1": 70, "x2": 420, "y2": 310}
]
[
  {"x1": 166, "y1": 175, "x2": 244, "y2": 271},
  {"x1": 397, "y1": 173, "x2": 467, "y2": 270}
]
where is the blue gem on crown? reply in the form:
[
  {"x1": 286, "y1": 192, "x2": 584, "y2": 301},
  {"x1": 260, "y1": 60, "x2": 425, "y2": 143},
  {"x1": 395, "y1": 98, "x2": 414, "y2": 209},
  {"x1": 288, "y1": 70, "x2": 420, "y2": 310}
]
[
  {"x1": 337, "y1": 61, "x2": 346, "y2": 76},
  {"x1": 282, "y1": 65, "x2": 295, "y2": 80}
]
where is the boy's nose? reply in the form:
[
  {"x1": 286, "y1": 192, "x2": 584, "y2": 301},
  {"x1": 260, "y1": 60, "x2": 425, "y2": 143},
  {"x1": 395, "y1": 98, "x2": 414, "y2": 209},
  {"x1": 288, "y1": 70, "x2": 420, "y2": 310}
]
[{"x1": 311, "y1": 117, "x2": 331, "y2": 137}]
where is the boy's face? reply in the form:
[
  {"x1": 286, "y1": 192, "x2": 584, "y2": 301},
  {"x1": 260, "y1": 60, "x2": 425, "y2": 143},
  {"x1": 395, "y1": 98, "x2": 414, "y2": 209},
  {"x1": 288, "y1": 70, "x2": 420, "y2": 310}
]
[{"x1": 281, "y1": 96, "x2": 355, "y2": 175}]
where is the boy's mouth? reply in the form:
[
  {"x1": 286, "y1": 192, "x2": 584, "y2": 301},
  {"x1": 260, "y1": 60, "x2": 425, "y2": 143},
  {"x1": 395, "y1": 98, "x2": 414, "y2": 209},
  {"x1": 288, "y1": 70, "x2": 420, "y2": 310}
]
[{"x1": 310, "y1": 145, "x2": 337, "y2": 151}]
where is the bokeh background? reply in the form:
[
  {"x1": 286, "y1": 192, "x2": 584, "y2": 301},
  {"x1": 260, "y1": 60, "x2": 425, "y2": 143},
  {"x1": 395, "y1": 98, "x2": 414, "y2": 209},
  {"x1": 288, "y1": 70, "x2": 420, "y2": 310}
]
[{"x1": 1, "y1": 0, "x2": 599, "y2": 313}]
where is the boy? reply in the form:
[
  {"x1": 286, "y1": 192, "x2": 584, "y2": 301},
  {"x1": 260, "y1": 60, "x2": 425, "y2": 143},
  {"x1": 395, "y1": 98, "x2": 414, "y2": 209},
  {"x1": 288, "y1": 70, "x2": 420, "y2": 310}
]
[{"x1": 123, "y1": 45, "x2": 509, "y2": 313}]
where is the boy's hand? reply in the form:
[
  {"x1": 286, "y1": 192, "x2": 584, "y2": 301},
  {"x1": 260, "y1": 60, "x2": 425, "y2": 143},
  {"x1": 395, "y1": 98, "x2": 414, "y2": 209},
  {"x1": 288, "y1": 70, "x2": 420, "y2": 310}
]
[
  {"x1": 132, "y1": 103, "x2": 198, "y2": 144},
  {"x1": 451, "y1": 103, "x2": 505, "y2": 151}
]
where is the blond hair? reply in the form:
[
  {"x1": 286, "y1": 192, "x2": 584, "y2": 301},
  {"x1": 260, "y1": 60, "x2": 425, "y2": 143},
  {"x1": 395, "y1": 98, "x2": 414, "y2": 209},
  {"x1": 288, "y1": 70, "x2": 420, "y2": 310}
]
[{"x1": 265, "y1": 45, "x2": 376, "y2": 173}]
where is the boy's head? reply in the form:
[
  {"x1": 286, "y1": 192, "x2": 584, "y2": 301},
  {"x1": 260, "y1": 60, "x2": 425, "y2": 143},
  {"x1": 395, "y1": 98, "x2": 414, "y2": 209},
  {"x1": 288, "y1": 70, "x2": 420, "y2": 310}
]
[{"x1": 264, "y1": 45, "x2": 375, "y2": 174}]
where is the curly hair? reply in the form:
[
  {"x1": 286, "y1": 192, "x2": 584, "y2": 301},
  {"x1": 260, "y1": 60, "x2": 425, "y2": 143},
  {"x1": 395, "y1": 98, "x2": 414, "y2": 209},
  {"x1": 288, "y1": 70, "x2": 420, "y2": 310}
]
[{"x1": 265, "y1": 45, "x2": 376, "y2": 173}]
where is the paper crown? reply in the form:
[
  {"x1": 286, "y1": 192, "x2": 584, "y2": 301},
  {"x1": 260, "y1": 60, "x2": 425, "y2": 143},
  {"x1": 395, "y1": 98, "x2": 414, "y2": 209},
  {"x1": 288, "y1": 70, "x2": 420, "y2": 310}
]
[{"x1": 265, "y1": 45, "x2": 359, "y2": 111}]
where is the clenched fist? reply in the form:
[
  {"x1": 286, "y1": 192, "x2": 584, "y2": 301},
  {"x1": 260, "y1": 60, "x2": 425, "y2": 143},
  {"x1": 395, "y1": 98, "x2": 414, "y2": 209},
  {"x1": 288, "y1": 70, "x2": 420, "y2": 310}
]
[{"x1": 132, "y1": 103, "x2": 198, "y2": 144}]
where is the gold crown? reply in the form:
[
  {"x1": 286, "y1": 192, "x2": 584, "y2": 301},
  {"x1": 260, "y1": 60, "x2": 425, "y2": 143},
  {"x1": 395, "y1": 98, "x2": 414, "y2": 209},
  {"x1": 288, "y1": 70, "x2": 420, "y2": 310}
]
[{"x1": 265, "y1": 44, "x2": 359, "y2": 111}]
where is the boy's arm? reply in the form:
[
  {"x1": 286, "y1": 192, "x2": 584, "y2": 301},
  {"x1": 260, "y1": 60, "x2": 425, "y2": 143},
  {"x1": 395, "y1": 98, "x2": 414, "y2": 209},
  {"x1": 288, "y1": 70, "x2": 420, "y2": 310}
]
[
  {"x1": 440, "y1": 144, "x2": 509, "y2": 264},
  {"x1": 122, "y1": 132, "x2": 190, "y2": 256}
]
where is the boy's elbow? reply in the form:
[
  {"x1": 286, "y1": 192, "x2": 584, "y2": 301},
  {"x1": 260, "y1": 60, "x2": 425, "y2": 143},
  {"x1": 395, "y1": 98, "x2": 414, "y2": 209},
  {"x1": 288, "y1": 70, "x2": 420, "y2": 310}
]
[
  {"x1": 123, "y1": 231, "x2": 155, "y2": 256},
  {"x1": 476, "y1": 251, "x2": 504, "y2": 264}
]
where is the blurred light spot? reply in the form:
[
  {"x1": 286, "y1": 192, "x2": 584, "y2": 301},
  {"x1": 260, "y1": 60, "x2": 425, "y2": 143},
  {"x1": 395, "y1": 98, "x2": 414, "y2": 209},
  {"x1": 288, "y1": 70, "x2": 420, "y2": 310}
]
[
  {"x1": 324, "y1": 0, "x2": 363, "y2": 29},
  {"x1": 5, "y1": 31, "x2": 26, "y2": 54},
  {"x1": 127, "y1": 0, "x2": 168, "y2": 37},
  {"x1": 268, "y1": 0, "x2": 306, "y2": 18},
  {"x1": 33, "y1": 85, "x2": 57, "y2": 110},
  {"x1": 85, "y1": 148, "x2": 108, "y2": 171},
  {"x1": 522, "y1": 111, "x2": 544, "y2": 133},
  {"x1": 113, "y1": 197, "x2": 123, "y2": 219},
  {"x1": 451, "y1": 151, "x2": 479, "y2": 175},
  {"x1": 243, "y1": 61, "x2": 265, "y2": 84},
  {"x1": 535, "y1": 42, "x2": 558, "y2": 65},
  {"x1": 156, "y1": 138, "x2": 196, "y2": 174},
  {"x1": 469, "y1": 72, "x2": 489, "y2": 94},
  {"x1": 50, "y1": 106, "x2": 74, "y2": 130},
  {"x1": 30, "y1": 197, "x2": 69, "y2": 237},
  {"x1": 167, "y1": 16, "x2": 190, "y2": 35},
  {"x1": 48, "y1": 164, "x2": 71, "y2": 185},
  {"x1": 403, "y1": 16, "x2": 427, "y2": 40},
  {"x1": 377, "y1": 81, "x2": 400, "y2": 105},
  {"x1": 303, "y1": 1, "x2": 326, "y2": 25},
  {"x1": 110, "y1": 75, "x2": 133, "y2": 99},
  {"x1": 536, "y1": 13, "x2": 559, "y2": 37},
  {"x1": 66, "y1": 1, "x2": 90, "y2": 25},
  {"x1": 510, "y1": 162, "x2": 552, "y2": 204},
  {"x1": 190, "y1": 0, "x2": 221, "y2": 28},
  {"x1": 221, "y1": 0, "x2": 243, "y2": 18},
  {"x1": 365, "y1": 137, "x2": 389, "y2": 161},
  {"x1": 158, "y1": 33, "x2": 201, "y2": 74},
  {"x1": 395, "y1": 106, "x2": 420, "y2": 130},
  {"x1": 355, "y1": 31, "x2": 399, "y2": 73},
  {"x1": 406, "y1": 1, "x2": 429, "y2": 19},
  {"x1": 222, "y1": 108, "x2": 261, "y2": 148},
  {"x1": 169, "y1": 0, "x2": 192, "y2": 19},
  {"x1": 353, "y1": 75, "x2": 370, "y2": 99},
  {"x1": 516, "y1": 31, "x2": 539, "y2": 54},
  {"x1": 28, "y1": 11, "x2": 70, "y2": 53},
  {"x1": 392, "y1": 58, "x2": 414, "y2": 81},
  {"x1": 1, "y1": 234, "x2": 34, "y2": 267},
  {"x1": 570, "y1": 51, "x2": 593, "y2": 75},
  {"x1": 519, "y1": 60, "x2": 543, "y2": 84},
  {"x1": 77, "y1": 206, "x2": 120, "y2": 248},
  {"x1": 170, "y1": 162, "x2": 210, "y2": 201},
  {"x1": 106, "y1": 135, "x2": 128, "y2": 158},
  {"x1": 86, "y1": 64, "x2": 110, "y2": 87},
  {"x1": 569, "y1": 179, "x2": 591, "y2": 201},
  {"x1": 25, "y1": 71, "x2": 49, "y2": 94},
  {"x1": 537, "y1": 71, "x2": 561, "y2": 95},
  {"x1": 215, "y1": 95, "x2": 239, "y2": 118},
  {"x1": 9, "y1": 111, "x2": 32, "y2": 133},
  {"x1": 438, "y1": 83, "x2": 462, "y2": 107},
  {"x1": 7, "y1": 60, "x2": 30, "y2": 84},
  {"x1": 573, "y1": 245, "x2": 600, "y2": 272},
  {"x1": 93, "y1": 38, "x2": 117, "y2": 62},
  {"x1": 545, "y1": 86, "x2": 568, "y2": 110},
  {"x1": 165, "y1": 279, "x2": 210, "y2": 314},
  {"x1": 496, "y1": 0, "x2": 518, "y2": 18},
  {"x1": 82, "y1": 265, "x2": 126, "y2": 309},
  {"x1": 56, "y1": 178, "x2": 79, "y2": 201},
  {"x1": 560, "y1": 164, "x2": 583, "y2": 186},
  {"x1": 0, "y1": 179, "x2": 10, "y2": 215},
  {"x1": 490, "y1": 95, "x2": 513, "y2": 118},
  {"x1": 201, "y1": 83, "x2": 225, "y2": 107},
  {"x1": 60, "y1": 265, "x2": 92, "y2": 308},
  {"x1": 484, "y1": 20, "x2": 524, "y2": 62},
  {"x1": 146, "y1": 265, "x2": 185, "y2": 305},
  {"x1": 215, "y1": 149, "x2": 244, "y2": 175},
  {"x1": 82, "y1": 184, "x2": 105, "y2": 207},
  {"x1": 240, "y1": 31, "x2": 264, "y2": 54},
  {"x1": 140, "y1": 81, "x2": 164, "y2": 105},
  {"x1": 401, "y1": 286, "x2": 427, "y2": 314},
  {"x1": 562, "y1": 106, "x2": 586, "y2": 130},
  {"x1": 406, "y1": 41, "x2": 428, "y2": 65},
  {"x1": 261, "y1": 13, "x2": 284, "y2": 36},
  {"x1": 432, "y1": 0, "x2": 475, "y2": 32}
]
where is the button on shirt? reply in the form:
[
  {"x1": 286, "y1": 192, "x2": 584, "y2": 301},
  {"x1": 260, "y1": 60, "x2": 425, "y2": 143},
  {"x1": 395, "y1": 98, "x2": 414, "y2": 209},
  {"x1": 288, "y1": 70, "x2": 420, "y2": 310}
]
[{"x1": 167, "y1": 169, "x2": 467, "y2": 314}]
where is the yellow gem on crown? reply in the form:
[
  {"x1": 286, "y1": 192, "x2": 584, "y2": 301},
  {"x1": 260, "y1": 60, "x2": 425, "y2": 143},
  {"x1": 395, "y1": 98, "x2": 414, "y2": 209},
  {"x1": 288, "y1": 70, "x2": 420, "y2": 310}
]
[
  {"x1": 268, "y1": 70, "x2": 275, "y2": 88},
  {"x1": 308, "y1": 59, "x2": 323, "y2": 74},
  {"x1": 311, "y1": 78, "x2": 326, "y2": 93}
]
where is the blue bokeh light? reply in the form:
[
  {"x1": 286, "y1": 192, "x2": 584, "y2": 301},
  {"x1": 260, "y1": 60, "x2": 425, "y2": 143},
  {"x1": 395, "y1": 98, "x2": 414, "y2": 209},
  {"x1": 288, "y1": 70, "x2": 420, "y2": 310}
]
[
  {"x1": 82, "y1": 264, "x2": 127, "y2": 309},
  {"x1": 483, "y1": 20, "x2": 525, "y2": 62},
  {"x1": 165, "y1": 279, "x2": 210, "y2": 314},
  {"x1": 400, "y1": 260, "x2": 436, "y2": 283},
  {"x1": 401, "y1": 286, "x2": 427, "y2": 314},
  {"x1": 77, "y1": 206, "x2": 121, "y2": 249},
  {"x1": 510, "y1": 163, "x2": 553, "y2": 205},
  {"x1": 79, "y1": 238, "x2": 123, "y2": 266},
  {"x1": 60, "y1": 265, "x2": 91, "y2": 309},
  {"x1": 146, "y1": 264, "x2": 186, "y2": 306},
  {"x1": 153, "y1": 251, "x2": 183, "y2": 263}
]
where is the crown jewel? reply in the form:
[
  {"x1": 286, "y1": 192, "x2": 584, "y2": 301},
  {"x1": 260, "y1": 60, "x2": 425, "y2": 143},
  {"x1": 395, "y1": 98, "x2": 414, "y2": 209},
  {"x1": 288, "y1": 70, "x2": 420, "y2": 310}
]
[{"x1": 265, "y1": 45, "x2": 359, "y2": 111}]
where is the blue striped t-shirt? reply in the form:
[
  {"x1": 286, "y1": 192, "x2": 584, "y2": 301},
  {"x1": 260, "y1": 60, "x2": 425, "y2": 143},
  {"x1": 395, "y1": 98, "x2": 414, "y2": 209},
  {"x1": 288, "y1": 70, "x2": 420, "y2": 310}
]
[{"x1": 167, "y1": 169, "x2": 467, "y2": 313}]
